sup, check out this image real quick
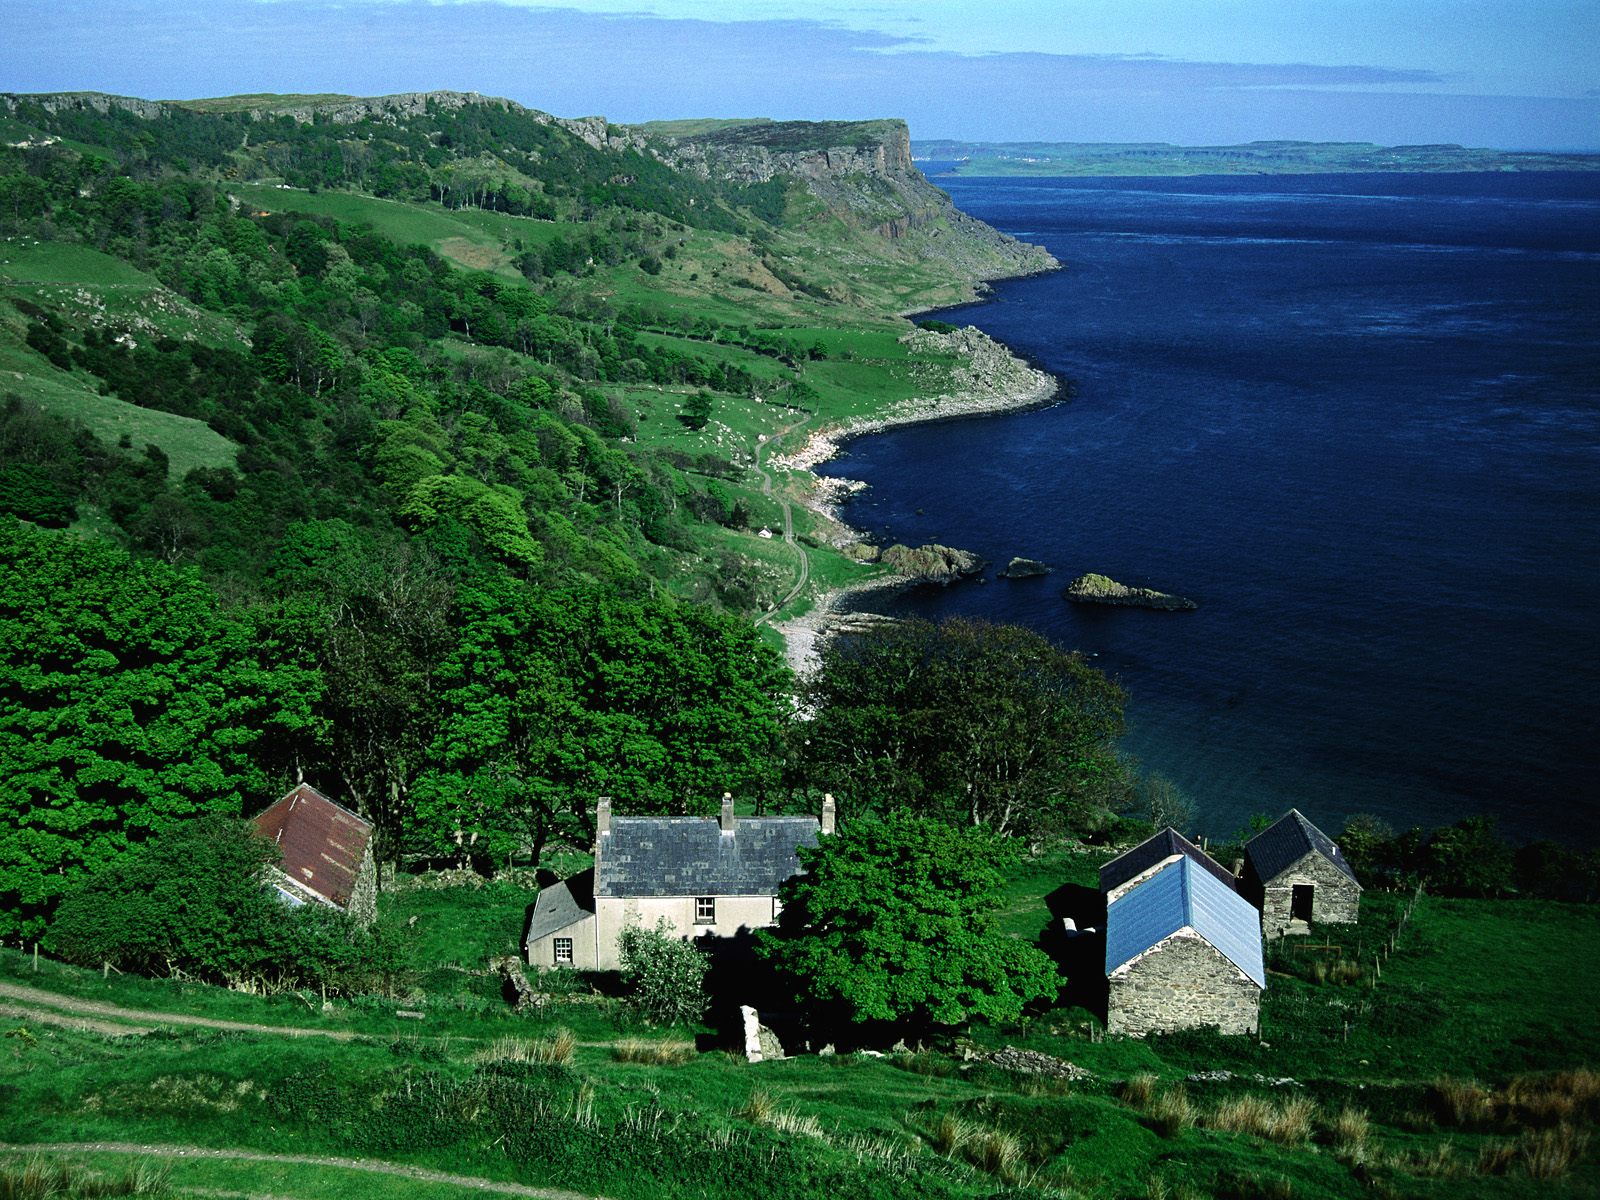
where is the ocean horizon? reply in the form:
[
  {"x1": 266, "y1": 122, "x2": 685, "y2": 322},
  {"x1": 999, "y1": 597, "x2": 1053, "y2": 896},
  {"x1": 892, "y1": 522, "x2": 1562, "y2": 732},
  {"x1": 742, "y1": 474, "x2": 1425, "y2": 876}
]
[{"x1": 821, "y1": 171, "x2": 1600, "y2": 846}]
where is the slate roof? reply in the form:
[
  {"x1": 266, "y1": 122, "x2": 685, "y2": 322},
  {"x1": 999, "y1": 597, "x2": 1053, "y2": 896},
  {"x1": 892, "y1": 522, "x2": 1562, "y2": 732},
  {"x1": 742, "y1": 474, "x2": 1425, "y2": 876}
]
[
  {"x1": 1246, "y1": 809, "x2": 1360, "y2": 886},
  {"x1": 253, "y1": 783, "x2": 372, "y2": 909},
  {"x1": 527, "y1": 869, "x2": 595, "y2": 942},
  {"x1": 596, "y1": 815, "x2": 819, "y2": 898},
  {"x1": 1099, "y1": 827, "x2": 1237, "y2": 894},
  {"x1": 1105, "y1": 857, "x2": 1266, "y2": 988}
]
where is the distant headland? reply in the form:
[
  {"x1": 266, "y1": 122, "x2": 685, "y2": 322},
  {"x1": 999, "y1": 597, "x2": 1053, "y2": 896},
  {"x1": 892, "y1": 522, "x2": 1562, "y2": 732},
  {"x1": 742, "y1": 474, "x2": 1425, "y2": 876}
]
[{"x1": 913, "y1": 138, "x2": 1600, "y2": 176}]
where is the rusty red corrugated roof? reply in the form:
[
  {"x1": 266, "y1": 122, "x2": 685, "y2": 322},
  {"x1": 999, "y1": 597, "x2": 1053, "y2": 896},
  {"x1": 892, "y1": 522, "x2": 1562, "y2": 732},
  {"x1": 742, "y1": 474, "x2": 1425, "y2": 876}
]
[{"x1": 253, "y1": 783, "x2": 373, "y2": 909}]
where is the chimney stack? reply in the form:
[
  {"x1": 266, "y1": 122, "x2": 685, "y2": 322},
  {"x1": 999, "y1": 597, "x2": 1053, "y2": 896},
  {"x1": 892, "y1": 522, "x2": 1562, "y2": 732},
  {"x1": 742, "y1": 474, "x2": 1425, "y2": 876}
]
[
  {"x1": 821, "y1": 794, "x2": 836, "y2": 835},
  {"x1": 596, "y1": 796, "x2": 612, "y2": 839},
  {"x1": 720, "y1": 792, "x2": 736, "y2": 833}
]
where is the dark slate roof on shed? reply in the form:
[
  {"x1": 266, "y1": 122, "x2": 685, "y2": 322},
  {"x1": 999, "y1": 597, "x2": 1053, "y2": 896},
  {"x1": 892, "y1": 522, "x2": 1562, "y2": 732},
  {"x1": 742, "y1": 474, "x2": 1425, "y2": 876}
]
[
  {"x1": 253, "y1": 783, "x2": 372, "y2": 909},
  {"x1": 1245, "y1": 809, "x2": 1360, "y2": 886},
  {"x1": 1099, "y1": 827, "x2": 1237, "y2": 894},
  {"x1": 597, "y1": 815, "x2": 819, "y2": 898},
  {"x1": 527, "y1": 869, "x2": 595, "y2": 943},
  {"x1": 1105, "y1": 857, "x2": 1266, "y2": 988}
]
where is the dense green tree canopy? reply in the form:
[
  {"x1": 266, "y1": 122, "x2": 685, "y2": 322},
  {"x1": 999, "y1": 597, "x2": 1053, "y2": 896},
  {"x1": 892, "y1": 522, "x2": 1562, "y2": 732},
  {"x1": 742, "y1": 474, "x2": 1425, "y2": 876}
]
[
  {"x1": 48, "y1": 813, "x2": 400, "y2": 993},
  {"x1": 0, "y1": 520, "x2": 320, "y2": 938},
  {"x1": 413, "y1": 579, "x2": 791, "y2": 862},
  {"x1": 796, "y1": 618, "x2": 1128, "y2": 838},
  {"x1": 757, "y1": 813, "x2": 1059, "y2": 1032}
]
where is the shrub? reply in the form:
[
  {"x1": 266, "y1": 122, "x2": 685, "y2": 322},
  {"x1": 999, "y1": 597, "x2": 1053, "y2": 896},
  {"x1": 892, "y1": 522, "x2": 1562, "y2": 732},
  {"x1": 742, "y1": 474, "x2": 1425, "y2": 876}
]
[{"x1": 617, "y1": 919, "x2": 708, "y2": 1027}]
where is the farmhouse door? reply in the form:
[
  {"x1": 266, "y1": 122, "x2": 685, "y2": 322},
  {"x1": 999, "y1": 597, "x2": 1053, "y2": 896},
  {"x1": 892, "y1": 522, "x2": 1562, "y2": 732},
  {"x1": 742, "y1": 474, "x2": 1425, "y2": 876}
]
[{"x1": 1291, "y1": 884, "x2": 1314, "y2": 922}]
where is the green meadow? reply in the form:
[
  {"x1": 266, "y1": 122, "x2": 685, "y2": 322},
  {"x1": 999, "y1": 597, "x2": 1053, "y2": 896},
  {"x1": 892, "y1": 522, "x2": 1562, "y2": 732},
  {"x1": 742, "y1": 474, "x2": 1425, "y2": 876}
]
[{"x1": 3, "y1": 865, "x2": 1596, "y2": 1200}]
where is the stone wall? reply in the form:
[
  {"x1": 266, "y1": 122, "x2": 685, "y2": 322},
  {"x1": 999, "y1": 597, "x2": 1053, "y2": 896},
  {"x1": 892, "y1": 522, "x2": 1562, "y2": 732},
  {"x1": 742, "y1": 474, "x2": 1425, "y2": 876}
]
[
  {"x1": 1108, "y1": 929, "x2": 1261, "y2": 1037},
  {"x1": 345, "y1": 844, "x2": 378, "y2": 928},
  {"x1": 1260, "y1": 852, "x2": 1361, "y2": 939}
]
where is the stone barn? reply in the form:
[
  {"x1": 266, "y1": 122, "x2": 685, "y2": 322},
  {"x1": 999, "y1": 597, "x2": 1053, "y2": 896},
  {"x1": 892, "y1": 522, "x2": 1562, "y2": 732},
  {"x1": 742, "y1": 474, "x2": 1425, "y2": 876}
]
[
  {"x1": 1105, "y1": 856, "x2": 1265, "y2": 1036},
  {"x1": 1243, "y1": 809, "x2": 1362, "y2": 938},
  {"x1": 253, "y1": 783, "x2": 377, "y2": 926},
  {"x1": 1099, "y1": 826, "x2": 1238, "y2": 903},
  {"x1": 526, "y1": 795, "x2": 831, "y2": 971}
]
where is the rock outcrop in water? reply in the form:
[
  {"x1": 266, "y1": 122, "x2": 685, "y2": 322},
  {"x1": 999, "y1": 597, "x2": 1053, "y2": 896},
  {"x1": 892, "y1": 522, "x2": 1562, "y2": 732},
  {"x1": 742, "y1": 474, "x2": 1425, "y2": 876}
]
[
  {"x1": 881, "y1": 543, "x2": 987, "y2": 586},
  {"x1": 1064, "y1": 573, "x2": 1196, "y2": 611},
  {"x1": 1001, "y1": 557, "x2": 1050, "y2": 579}
]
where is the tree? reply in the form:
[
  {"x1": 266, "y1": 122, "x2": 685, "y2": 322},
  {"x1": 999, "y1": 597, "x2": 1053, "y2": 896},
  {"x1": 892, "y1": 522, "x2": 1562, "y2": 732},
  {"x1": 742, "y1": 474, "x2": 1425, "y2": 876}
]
[
  {"x1": 797, "y1": 618, "x2": 1127, "y2": 837},
  {"x1": 617, "y1": 918, "x2": 709, "y2": 1027},
  {"x1": 756, "y1": 813, "x2": 1059, "y2": 1034},
  {"x1": 49, "y1": 813, "x2": 402, "y2": 994},
  {"x1": 413, "y1": 581, "x2": 790, "y2": 862},
  {"x1": 677, "y1": 390, "x2": 713, "y2": 431},
  {"x1": 0, "y1": 520, "x2": 320, "y2": 938}
]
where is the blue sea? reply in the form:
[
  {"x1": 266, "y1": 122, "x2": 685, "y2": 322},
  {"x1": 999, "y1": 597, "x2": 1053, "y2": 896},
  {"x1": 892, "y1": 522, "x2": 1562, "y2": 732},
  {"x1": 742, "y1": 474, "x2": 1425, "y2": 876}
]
[{"x1": 821, "y1": 172, "x2": 1600, "y2": 845}]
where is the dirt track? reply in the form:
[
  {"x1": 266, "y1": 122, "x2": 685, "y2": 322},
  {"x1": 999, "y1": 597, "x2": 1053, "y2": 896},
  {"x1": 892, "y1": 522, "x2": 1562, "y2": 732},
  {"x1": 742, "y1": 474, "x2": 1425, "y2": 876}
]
[
  {"x1": 0, "y1": 1142, "x2": 606, "y2": 1200},
  {"x1": 0, "y1": 980, "x2": 360, "y2": 1040}
]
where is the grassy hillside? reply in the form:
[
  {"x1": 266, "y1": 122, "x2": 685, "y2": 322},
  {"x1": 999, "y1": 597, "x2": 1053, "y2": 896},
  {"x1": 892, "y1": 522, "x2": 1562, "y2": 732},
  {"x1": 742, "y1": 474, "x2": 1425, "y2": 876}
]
[{"x1": 2, "y1": 871, "x2": 1595, "y2": 1199}]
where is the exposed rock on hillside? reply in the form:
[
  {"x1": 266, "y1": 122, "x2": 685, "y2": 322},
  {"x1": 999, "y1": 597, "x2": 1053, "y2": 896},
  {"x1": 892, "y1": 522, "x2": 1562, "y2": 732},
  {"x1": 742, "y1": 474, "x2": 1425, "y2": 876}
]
[
  {"x1": 881, "y1": 543, "x2": 987, "y2": 586},
  {"x1": 1063, "y1": 573, "x2": 1197, "y2": 611},
  {"x1": 654, "y1": 119, "x2": 1057, "y2": 282}
]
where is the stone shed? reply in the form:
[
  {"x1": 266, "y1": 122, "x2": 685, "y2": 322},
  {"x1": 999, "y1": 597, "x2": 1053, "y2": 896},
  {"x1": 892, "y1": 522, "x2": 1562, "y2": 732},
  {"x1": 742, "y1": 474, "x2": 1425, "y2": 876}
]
[
  {"x1": 1105, "y1": 856, "x2": 1265, "y2": 1037},
  {"x1": 1243, "y1": 809, "x2": 1362, "y2": 938},
  {"x1": 1099, "y1": 826, "x2": 1238, "y2": 904}
]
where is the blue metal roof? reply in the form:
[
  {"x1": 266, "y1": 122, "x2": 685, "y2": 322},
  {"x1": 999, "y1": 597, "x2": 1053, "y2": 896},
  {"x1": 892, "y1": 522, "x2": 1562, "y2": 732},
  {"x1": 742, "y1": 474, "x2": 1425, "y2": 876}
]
[{"x1": 1105, "y1": 857, "x2": 1266, "y2": 988}]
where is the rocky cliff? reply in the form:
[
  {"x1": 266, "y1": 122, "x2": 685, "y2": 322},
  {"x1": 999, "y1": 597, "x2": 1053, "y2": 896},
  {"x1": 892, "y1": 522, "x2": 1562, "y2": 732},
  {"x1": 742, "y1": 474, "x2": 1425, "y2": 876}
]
[{"x1": 654, "y1": 118, "x2": 1057, "y2": 280}]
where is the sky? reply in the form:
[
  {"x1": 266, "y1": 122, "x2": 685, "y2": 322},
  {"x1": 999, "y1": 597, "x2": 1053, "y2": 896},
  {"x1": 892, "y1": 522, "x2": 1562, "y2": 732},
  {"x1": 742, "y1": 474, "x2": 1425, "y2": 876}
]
[{"x1": 4, "y1": 1, "x2": 1597, "y2": 148}]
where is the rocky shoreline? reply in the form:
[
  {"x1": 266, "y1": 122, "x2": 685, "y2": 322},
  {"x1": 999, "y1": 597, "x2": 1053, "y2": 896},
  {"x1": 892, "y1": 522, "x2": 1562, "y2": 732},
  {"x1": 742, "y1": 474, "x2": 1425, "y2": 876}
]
[
  {"x1": 769, "y1": 325, "x2": 1059, "y2": 477},
  {"x1": 769, "y1": 325, "x2": 1059, "y2": 678}
]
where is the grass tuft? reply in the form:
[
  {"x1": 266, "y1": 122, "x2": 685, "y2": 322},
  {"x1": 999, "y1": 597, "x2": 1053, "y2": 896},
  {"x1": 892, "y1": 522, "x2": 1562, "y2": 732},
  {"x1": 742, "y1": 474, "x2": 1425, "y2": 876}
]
[
  {"x1": 0, "y1": 1156, "x2": 172, "y2": 1198},
  {"x1": 1428, "y1": 1076, "x2": 1493, "y2": 1127},
  {"x1": 738, "y1": 1087, "x2": 824, "y2": 1139},
  {"x1": 1119, "y1": 1072, "x2": 1158, "y2": 1110},
  {"x1": 1326, "y1": 1104, "x2": 1370, "y2": 1159},
  {"x1": 1518, "y1": 1124, "x2": 1589, "y2": 1180},
  {"x1": 476, "y1": 1028, "x2": 576, "y2": 1066},
  {"x1": 1206, "y1": 1092, "x2": 1319, "y2": 1145},
  {"x1": 1147, "y1": 1084, "x2": 1197, "y2": 1139},
  {"x1": 613, "y1": 1036, "x2": 695, "y2": 1066}
]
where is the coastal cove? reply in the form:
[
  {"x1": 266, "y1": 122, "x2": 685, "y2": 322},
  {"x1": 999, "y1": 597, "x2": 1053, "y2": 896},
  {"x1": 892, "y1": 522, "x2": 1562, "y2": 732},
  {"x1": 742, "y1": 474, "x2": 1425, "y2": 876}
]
[{"x1": 818, "y1": 172, "x2": 1600, "y2": 846}]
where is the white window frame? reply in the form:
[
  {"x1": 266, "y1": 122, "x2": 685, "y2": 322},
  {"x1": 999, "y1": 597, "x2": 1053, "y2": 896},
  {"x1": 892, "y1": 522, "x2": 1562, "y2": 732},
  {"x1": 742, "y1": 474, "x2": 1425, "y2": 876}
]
[
  {"x1": 695, "y1": 896, "x2": 716, "y2": 924},
  {"x1": 553, "y1": 937, "x2": 573, "y2": 965}
]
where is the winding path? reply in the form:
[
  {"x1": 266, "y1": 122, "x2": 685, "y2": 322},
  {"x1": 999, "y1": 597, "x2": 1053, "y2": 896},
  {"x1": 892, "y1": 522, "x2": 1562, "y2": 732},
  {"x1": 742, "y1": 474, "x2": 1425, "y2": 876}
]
[
  {"x1": 0, "y1": 1143, "x2": 606, "y2": 1200},
  {"x1": 0, "y1": 980, "x2": 361, "y2": 1041},
  {"x1": 751, "y1": 421, "x2": 811, "y2": 626}
]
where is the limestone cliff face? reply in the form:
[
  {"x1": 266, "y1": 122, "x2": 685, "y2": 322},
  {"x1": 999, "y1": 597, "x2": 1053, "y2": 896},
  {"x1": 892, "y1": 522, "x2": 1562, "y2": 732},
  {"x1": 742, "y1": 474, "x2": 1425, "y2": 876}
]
[{"x1": 655, "y1": 120, "x2": 1057, "y2": 279}]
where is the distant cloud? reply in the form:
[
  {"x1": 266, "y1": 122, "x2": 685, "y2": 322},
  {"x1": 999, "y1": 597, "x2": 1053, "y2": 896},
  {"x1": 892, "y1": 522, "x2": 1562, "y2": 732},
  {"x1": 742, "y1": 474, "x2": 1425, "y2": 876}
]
[{"x1": 1, "y1": 0, "x2": 1593, "y2": 148}]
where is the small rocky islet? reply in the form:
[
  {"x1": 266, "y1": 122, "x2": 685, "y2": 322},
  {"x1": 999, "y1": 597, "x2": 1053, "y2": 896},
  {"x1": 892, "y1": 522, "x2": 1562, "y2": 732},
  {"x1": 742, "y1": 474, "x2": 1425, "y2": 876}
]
[{"x1": 1063, "y1": 572, "x2": 1197, "y2": 611}]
